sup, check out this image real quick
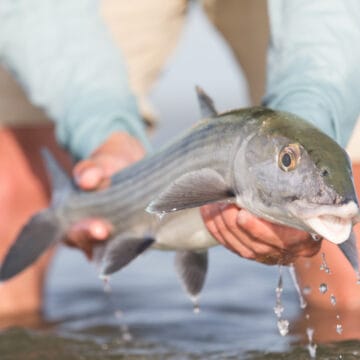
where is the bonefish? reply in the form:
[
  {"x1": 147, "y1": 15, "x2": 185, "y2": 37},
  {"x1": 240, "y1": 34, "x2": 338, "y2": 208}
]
[{"x1": 1, "y1": 88, "x2": 359, "y2": 301}]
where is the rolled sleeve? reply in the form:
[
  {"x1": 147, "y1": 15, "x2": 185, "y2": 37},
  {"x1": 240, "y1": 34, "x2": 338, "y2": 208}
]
[
  {"x1": 0, "y1": 0, "x2": 150, "y2": 159},
  {"x1": 264, "y1": 0, "x2": 360, "y2": 147}
]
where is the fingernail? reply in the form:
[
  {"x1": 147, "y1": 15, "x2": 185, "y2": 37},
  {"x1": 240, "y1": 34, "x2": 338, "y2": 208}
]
[
  {"x1": 90, "y1": 222, "x2": 108, "y2": 240},
  {"x1": 78, "y1": 167, "x2": 103, "y2": 189},
  {"x1": 237, "y1": 210, "x2": 250, "y2": 225}
]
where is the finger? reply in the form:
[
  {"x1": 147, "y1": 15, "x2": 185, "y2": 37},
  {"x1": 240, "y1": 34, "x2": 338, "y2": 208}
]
[
  {"x1": 64, "y1": 219, "x2": 111, "y2": 259},
  {"x1": 218, "y1": 205, "x2": 318, "y2": 264},
  {"x1": 201, "y1": 204, "x2": 227, "y2": 246},
  {"x1": 201, "y1": 204, "x2": 256, "y2": 260},
  {"x1": 65, "y1": 218, "x2": 111, "y2": 243},
  {"x1": 74, "y1": 160, "x2": 105, "y2": 190},
  {"x1": 237, "y1": 210, "x2": 309, "y2": 249}
]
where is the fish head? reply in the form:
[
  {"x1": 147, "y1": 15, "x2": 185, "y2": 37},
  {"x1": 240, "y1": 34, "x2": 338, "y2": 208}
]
[{"x1": 236, "y1": 109, "x2": 359, "y2": 244}]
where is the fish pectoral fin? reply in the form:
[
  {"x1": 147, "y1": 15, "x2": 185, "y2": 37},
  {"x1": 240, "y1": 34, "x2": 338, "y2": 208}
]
[
  {"x1": 175, "y1": 250, "x2": 208, "y2": 298},
  {"x1": 195, "y1": 86, "x2": 218, "y2": 118},
  {"x1": 0, "y1": 210, "x2": 61, "y2": 281},
  {"x1": 146, "y1": 168, "x2": 234, "y2": 214},
  {"x1": 338, "y1": 230, "x2": 359, "y2": 273},
  {"x1": 100, "y1": 235, "x2": 154, "y2": 276}
]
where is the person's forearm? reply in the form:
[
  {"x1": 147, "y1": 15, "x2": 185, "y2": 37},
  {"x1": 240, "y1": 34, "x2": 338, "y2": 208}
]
[
  {"x1": 265, "y1": 0, "x2": 360, "y2": 147},
  {"x1": 0, "y1": 0, "x2": 150, "y2": 159}
]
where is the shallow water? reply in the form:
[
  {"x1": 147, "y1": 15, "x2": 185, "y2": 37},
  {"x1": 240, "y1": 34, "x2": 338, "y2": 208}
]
[{"x1": 2, "y1": 247, "x2": 359, "y2": 359}]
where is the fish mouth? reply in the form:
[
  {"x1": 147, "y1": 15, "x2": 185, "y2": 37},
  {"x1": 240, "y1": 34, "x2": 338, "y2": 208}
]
[{"x1": 288, "y1": 200, "x2": 359, "y2": 244}]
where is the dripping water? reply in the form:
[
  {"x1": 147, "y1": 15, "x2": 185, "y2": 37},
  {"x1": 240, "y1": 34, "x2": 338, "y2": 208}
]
[
  {"x1": 306, "y1": 327, "x2": 317, "y2": 359},
  {"x1": 99, "y1": 275, "x2": 133, "y2": 342},
  {"x1": 288, "y1": 264, "x2": 307, "y2": 309},
  {"x1": 190, "y1": 296, "x2": 201, "y2": 314},
  {"x1": 320, "y1": 252, "x2": 331, "y2": 274},
  {"x1": 273, "y1": 266, "x2": 289, "y2": 336}
]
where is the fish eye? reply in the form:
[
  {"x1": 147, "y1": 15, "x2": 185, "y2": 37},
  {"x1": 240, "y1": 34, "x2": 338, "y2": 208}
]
[
  {"x1": 278, "y1": 144, "x2": 301, "y2": 172},
  {"x1": 320, "y1": 168, "x2": 329, "y2": 177}
]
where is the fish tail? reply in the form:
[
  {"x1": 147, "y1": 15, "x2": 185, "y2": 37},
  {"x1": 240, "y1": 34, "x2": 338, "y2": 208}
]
[
  {"x1": 0, "y1": 149, "x2": 72, "y2": 281},
  {"x1": 0, "y1": 210, "x2": 63, "y2": 281}
]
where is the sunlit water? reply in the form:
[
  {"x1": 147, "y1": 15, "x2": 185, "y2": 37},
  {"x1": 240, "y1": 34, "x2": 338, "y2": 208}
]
[{"x1": 1, "y1": 248, "x2": 359, "y2": 359}]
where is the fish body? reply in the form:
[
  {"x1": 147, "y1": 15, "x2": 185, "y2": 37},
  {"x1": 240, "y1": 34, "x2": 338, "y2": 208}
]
[{"x1": 1, "y1": 89, "x2": 359, "y2": 299}]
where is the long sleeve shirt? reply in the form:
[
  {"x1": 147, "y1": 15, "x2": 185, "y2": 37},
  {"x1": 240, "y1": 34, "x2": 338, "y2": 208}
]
[
  {"x1": 265, "y1": 0, "x2": 360, "y2": 147},
  {"x1": 1, "y1": 0, "x2": 360, "y2": 160},
  {"x1": 0, "y1": 0, "x2": 150, "y2": 160}
]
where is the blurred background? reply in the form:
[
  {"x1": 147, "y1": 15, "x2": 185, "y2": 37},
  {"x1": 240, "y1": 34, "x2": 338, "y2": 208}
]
[{"x1": 1, "y1": 2, "x2": 360, "y2": 359}]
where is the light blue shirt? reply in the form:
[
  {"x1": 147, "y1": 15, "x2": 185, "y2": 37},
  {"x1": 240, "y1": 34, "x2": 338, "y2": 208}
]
[
  {"x1": 0, "y1": 0, "x2": 150, "y2": 159},
  {"x1": 1, "y1": 0, "x2": 360, "y2": 159},
  {"x1": 265, "y1": 0, "x2": 360, "y2": 147}
]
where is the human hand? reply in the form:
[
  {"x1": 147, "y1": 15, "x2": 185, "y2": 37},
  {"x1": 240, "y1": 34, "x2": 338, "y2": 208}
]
[
  {"x1": 200, "y1": 203, "x2": 321, "y2": 265},
  {"x1": 64, "y1": 132, "x2": 146, "y2": 259}
]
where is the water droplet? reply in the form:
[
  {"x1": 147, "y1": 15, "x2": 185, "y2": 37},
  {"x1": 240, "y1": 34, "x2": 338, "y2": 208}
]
[
  {"x1": 303, "y1": 286, "x2": 311, "y2": 295},
  {"x1": 305, "y1": 313, "x2": 310, "y2": 320},
  {"x1": 306, "y1": 327, "x2": 314, "y2": 341},
  {"x1": 338, "y1": 355, "x2": 343, "y2": 360},
  {"x1": 191, "y1": 296, "x2": 200, "y2": 314},
  {"x1": 311, "y1": 233, "x2": 322, "y2": 241},
  {"x1": 336, "y1": 314, "x2": 340, "y2": 320},
  {"x1": 306, "y1": 327, "x2": 317, "y2": 358},
  {"x1": 122, "y1": 331, "x2": 133, "y2": 342},
  {"x1": 330, "y1": 294, "x2": 337, "y2": 306},
  {"x1": 100, "y1": 275, "x2": 112, "y2": 293},
  {"x1": 156, "y1": 212, "x2": 166, "y2": 221},
  {"x1": 307, "y1": 343, "x2": 317, "y2": 359},
  {"x1": 356, "y1": 271, "x2": 360, "y2": 285},
  {"x1": 319, "y1": 283, "x2": 328, "y2": 294},
  {"x1": 114, "y1": 310, "x2": 123, "y2": 319},
  {"x1": 273, "y1": 304, "x2": 284, "y2": 317},
  {"x1": 320, "y1": 252, "x2": 331, "y2": 274},
  {"x1": 277, "y1": 319, "x2": 289, "y2": 336},
  {"x1": 336, "y1": 324, "x2": 343, "y2": 334},
  {"x1": 119, "y1": 323, "x2": 133, "y2": 342}
]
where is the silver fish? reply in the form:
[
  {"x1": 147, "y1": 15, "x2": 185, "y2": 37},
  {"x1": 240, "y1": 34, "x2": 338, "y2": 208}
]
[{"x1": 1, "y1": 87, "x2": 359, "y2": 300}]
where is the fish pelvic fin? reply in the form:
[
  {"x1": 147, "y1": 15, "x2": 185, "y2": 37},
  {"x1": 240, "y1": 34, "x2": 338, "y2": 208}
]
[
  {"x1": 100, "y1": 234, "x2": 155, "y2": 276},
  {"x1": 0, "y1": 210, "x2": 62, "y2": 281},
  {"x1": 338, "y1": 230, "x2": 359, "y2": 273},
  {"x1": 195, "y1": 86, "x2": 218, "y2": 118},
  {"x1": 175, "y1": 250, "x2": 208, "y2": 298},
  {"x1": 41, "y1": 148, "x2": 75, "y2": 207},
  {"x1": 146, "y1": 168, "x2": 235, "y2": 215}
]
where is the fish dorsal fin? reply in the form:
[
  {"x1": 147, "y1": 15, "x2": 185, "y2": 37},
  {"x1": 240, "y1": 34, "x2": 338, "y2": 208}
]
[
  {"x1": 175, "y1": 250, "x2": 208, "y2": 299},
  {"x1": 195, "y1": 86, "x2": 218, "y2": 118},
  {"x1": 41, "y1": 148, "x2": 74, "y2": 207},
  {"x1": 146, "y1": 168, "x2": 234, "y2": 215},
  {"x1": 338, "y1": 230, "x2": 359, "y2": 273}
]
